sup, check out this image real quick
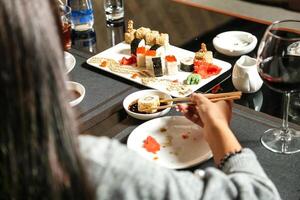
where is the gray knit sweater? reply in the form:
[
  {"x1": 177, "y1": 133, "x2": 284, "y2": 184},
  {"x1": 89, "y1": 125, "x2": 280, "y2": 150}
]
[{"x1": 78, "y1": 135, "x2": 281, "y2": 200}]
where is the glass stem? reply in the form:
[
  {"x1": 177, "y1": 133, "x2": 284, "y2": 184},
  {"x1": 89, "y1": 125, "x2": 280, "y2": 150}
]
[{"x1": 282, "y1": 92, "x2": 290, "y2": 135}]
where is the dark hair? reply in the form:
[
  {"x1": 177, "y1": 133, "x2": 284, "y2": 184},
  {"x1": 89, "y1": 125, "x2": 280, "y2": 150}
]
[{"x1": 0, "y1": 0, "x2": 94, "y2": 199}]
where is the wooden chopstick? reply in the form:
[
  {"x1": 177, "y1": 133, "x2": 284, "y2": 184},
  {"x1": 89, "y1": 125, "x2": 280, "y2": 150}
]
[
  {"x1": 156, "y1": 94, "x2": 241, "y2": 110},
  {"x1": 159, "y1": 91, "x2": 242, "y2": 103}
]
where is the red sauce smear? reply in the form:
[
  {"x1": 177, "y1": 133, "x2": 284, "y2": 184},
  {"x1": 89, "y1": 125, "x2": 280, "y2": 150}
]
[
  {"x1": 120, "y1": 55, "x2": 137, "y2": 65},
  {"x1": 193, "y1": 60, "x2": 221, "y2": 79},
  {"x1": 143, "y1": 136, "x2": 160, "y2": 154},
  {"x1": 181, "y1": 133, "x2": 189, "y2": 139}
]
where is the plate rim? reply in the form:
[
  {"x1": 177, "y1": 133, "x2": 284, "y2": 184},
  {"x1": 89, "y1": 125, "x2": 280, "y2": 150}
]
[
  {"x1": 127, "y1": 116, "x2": 212, "y2": 169},
  {"x1": 64, "y1": 51, "x2": 76, "y2": 74}
]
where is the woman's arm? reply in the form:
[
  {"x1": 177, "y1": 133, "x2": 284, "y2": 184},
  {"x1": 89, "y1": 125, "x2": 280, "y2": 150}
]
[{"x1": 79, "y1": 135, "x2": 281, "y2": 200}]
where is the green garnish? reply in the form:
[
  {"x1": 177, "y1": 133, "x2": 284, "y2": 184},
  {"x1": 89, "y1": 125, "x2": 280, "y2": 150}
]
[{"x1": 186, "y1": 74, "x2": 201, "y2": 85}]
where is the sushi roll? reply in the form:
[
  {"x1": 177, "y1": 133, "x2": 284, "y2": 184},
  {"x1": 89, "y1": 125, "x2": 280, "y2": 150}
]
[
  {"x1": 131, "y1": 38, "x2": 145, "y2": 55},
  {"x1": 124, "y1": 20, "x2": 136, "y2": 44},
  {"x1": 150, "y1": 44, "x2": 165, "y2": 57},
  {"x1": 125, "y1": 30, "x2": 136, "y2": 44},
  {"x1": 156, "y1": 33, "x2": 169, "y2": 46},
  {"x1": 165, "y1": 55, "x2": 178, "y2": 75},
  {"x1": 136, "y1": 47, "x2": 146, "y2": 68},
  {"x1": 145, "y1": 50, "x2": 156, "y2": 71},
  {"x1": 138, "y1": 94, "x2": 160, "y2": 113},
  {"x1": 152, "y1": 57, "x2": 164, "y2": 77},
  {"x1": 145, "y1": 31, "x2": 160, "y2": 46},
  {"x1": 180, "y1": 57, "x2": 194, "y2": 72},
  {"x1": 195, "y1": 43, "x2": 213, "y2": 63},
  {"x1": 135, "y1": 27, "x2": 151, "y2": 39}
]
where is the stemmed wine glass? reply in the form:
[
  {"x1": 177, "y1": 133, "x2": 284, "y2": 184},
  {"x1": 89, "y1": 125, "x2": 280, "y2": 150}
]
[{"x1": 257, "y1": 20, "x2": 300, "y2": 154}]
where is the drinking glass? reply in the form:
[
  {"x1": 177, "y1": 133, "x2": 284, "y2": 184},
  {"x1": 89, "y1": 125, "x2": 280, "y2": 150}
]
[
  {"x1": 104, "y1": 0, "x2": 124, "y2": 22},
  {"x1": 257, "y1": 20, "x2": 300, "y2": 154},
  {"x1": 59, "y1": 5, "x2": 72, "y2": 50}
]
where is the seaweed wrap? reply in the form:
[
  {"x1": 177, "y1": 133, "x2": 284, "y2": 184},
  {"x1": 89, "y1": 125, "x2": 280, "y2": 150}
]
[
  {"x1": 180, "y1": 57, "x2": 194, "y2": 72},
  {"x1": 131, "y1": 38, "x2": 145, "y2": 55},
  {"x1": 150, "y1": 44, "x2": 165, "y2": 57},
  {"x1": 152, "y1": 57, "x2": 164, "y2": 77}
]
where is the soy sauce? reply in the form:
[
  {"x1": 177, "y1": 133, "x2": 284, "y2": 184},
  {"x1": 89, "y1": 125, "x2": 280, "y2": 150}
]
[
  {"x1": 128, "y1": 99, "x2": 168, "y2": 114},
  {"x1": 69, "y1": 90, "x2": 81, "y2": 101}
]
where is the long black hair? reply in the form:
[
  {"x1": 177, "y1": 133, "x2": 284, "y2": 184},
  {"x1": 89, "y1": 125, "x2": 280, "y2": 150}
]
[{"x1": 0, "y1": 0, "x2": 94, "y2": 199}]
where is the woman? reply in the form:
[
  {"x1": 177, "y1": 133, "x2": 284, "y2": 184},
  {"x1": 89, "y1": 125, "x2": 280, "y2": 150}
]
[{"x1": 0, "y1": 0, "x2": 280, "y2": 199}]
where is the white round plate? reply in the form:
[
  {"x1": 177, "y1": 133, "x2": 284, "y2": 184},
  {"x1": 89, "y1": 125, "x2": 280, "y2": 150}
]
[
  {"x1": 213, "y1": 31, "x2": 257, "y2": 56},
  {"x1": 127, "y1": 116, "x2": 212, "y2": 169},
  {"x1": 64, "y1": 51, "x2": 76, "y2": 73},
  {"x1": 66, "y1": 81, "x2": 85, "y2": 107}
]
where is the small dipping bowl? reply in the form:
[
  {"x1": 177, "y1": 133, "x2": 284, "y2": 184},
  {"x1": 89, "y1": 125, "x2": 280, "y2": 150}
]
[
  {"x1": 123, "y1": 89, "x2": 172, "y2": 120},
  {"x1": 66, "y1": 81, "x2": 85, "y2": 107}
]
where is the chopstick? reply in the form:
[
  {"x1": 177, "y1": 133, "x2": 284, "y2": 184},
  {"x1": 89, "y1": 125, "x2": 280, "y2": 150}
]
[
  {"x1": 155, "y1": 92, "x2": 241, "y2": 110},
  {"x1": 159, "y1": 91, "x2": 242, "y2": 103}
]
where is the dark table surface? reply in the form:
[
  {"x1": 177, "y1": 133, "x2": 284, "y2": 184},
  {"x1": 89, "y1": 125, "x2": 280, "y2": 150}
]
[
  {"x1": 67, "y1": 1, "x2": 300, "y2": 199},
  {"x1": 70, "y1": 0, "x2": 300, "y2": 125}
]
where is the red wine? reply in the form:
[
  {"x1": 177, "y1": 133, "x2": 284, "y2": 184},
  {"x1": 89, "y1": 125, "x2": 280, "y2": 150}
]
[{"x1": 259, "y1": 55, "x2": 300, "y2": 92}]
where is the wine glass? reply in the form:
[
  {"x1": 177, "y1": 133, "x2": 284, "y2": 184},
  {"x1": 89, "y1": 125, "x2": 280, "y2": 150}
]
[{"x1": 257, "y1": 20, "x2": 300, "y2": 154}]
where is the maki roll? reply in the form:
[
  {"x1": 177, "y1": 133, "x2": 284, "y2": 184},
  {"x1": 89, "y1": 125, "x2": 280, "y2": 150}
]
[
  {"x1": 180, "y1": 57, "x2": 194, "y2": 72},
  {"x1": 145, "y1": 50, "x2": 156, "y2": 71},
  {"x1": 131, "y1": 38, "x2": 145, "y2": 55},
  {"x1": 150, "y1": 44, "x2": 165, "y2": 57},
  {"x1": 136, "y1": 47, "x2": 146, "y2": 68},
  {"x1": 135, "y1": 27, "x2": 151, "y2": 39},
  {"x1": 165, "y1": 55, "x2": 178, "y2": 75},
  {"x1": 124, "y1": 20, "x2": 136, "y2": 44},
  {"x1": 138, "y1": 94, "x2": 160, "y2": 113},
  {"x1": 145, "y1": 31, "x2": 160, "y2": 46},
  {"x1": 152, "y1": 57, "x2": 164, "y2": 77},
  {"x1": 156, "y1": 33, "x2": 169, "y2": 46}
]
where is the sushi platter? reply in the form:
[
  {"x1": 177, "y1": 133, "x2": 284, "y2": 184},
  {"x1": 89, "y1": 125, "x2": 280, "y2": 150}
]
[{"x1": 86, "y1": 21, "x2": 232, "y2": 97}]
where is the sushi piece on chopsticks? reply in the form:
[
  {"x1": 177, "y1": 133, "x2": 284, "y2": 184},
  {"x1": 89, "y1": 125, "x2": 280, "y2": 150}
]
[
  {"x1": 131, "y1": 38, "x2": 145, "y2": 55},
  {"x1": 136, "y1": 47, "x2": 146, "y2": 68},
  {"x1": 165, "y1": 55, "x2": 178, "y2": 75},
  {"x1": 138, "y1": 94, "x2": 160, "y2": 113},
  {"x1": 152, "y1": 57, "x2": 164, "y2": 77}
]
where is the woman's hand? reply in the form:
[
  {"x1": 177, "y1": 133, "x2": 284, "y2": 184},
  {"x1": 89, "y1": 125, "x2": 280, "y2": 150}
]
[
  {"x1": 177, "y1": 93, "x2": 232, "y2": 130},
  {"x1": 177, "y1": 93, "x2": 241, "y2": 165}
]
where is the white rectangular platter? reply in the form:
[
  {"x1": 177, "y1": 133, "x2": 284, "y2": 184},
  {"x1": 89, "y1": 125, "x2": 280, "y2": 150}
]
[{"x1": 86, "y1": 42, "x2": 232, "y2": 97}]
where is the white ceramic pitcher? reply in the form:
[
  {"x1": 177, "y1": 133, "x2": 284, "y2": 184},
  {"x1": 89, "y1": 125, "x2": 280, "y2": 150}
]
[{"x1": 232, "y1": 55, "x2": 263, "y2": 93}]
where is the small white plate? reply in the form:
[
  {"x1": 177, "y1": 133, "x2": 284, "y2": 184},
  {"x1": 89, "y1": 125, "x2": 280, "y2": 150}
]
[
  {"x1": 66, "y1": 81, "x2": 85, "y2": 107},
  {"x1": 64, "y1": 51, "x2": 76, "y2": 73},
  {"x1": 123, "y1": 89, "x2": 172, "y2": 120},
  {"x1": 213, "y1": 31, "x2": 257, "y2": 56},
  {"x1": 127, "y1": 116, "x2": 212, "y2": 169},
  {"x1": 287, "y1": 41, "x2": 300, "y2": 56}
]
